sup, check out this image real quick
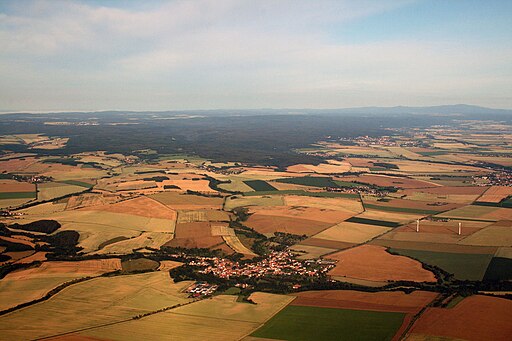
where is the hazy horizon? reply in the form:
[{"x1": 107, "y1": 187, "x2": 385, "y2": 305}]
[{"x1": 1, "y1": 0, "x2": 511, "y2": 111}]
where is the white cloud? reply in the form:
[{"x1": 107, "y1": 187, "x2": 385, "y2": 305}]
[{"x1": 0, "y1": 0, "x2": 510, "y2": 110}]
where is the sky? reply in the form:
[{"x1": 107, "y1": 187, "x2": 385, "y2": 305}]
[{"x1": 0, "y1": 0, "x2": 511, "y2": 111}]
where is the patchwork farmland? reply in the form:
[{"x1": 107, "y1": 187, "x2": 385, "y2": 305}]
[{"x1": 0, "y1": 115, "x2": 511, "y2": 340}]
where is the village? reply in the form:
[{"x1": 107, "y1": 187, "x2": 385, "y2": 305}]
[{"x1": 193, "y1": 250, "x2": 335, "y2": 280}]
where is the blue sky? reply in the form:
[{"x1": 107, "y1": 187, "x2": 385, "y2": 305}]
[{"x1": 0, "y1": 0, "x2": 511, "y2": 111}]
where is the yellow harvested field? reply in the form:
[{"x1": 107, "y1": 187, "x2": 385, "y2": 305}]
[
  {"x1": 284, "y1": 195, "x2": 363, "y2": 213},
  {"x1": 223, "y1": 235, "x2": 257, "y2": 256},
  {"x1": 210, "y1": 224, "x2": 235, "y2": 236},
  {"x1": 96, "y1": 232, "x2": 174, "y2": 254},
  {"x1": 393, "y1": 160, "x2": 486, "y2": 174},
  {"x1": 385, "y1": 146, "x2": 424, "y2": 159},
  {"x1": 378, "y1": 230, "x2": 465, "y2": 244},
  {"x1": 248, "y1": 206, "x2": 351, "y2": 224},
  {"x1": 81, "y1": 196, "x2": 177, "y2": 220},
  {"x1": 174, "y1": 292, "x2": 294, "y2": 323},
  {"x1": 149, "y1": 191, "x2": 223, "y2": 210},
  {"x1": 0, "y1": 259, "x2": 121, "y2": 311},
  {"x1": 80, "y1": 311, "x2": 259, "y2": 341},
  {"x1": 0, "y1": 272, "x2": 193, "y2": 340},
  {"x1": 224, "y1": 195, "x2": 284, "y2": 211},
  {"x1": 313, "y1": 221, "x2": 392, "y2": 244},
  {"x1": 238, "y1": 169, "x2": 304, "y2": 180},
  {"x1": 218, "y1": 179, "x2": 255, "y2": 192},
  {"x1": 37, "y1": 182, "x2": 87, "y2": 201},
  {"x1": 321, "y1": 145, "x2": 395, "y2": 157},
  {"x1": 287, "y1": 161, "x2": 351, "y2": 174},
  {"x1": 177, "y1": 209, "x2": 230, "y2": 223},
  {"x1": 436, "y1": 205, "x2": 512, "y2": 221},
  {"x1": 0, "y1": 198, "x2": 34, "y2": 209},
  {"x1": 65, "y1": 193, "x2": 108, "y2": 210},
  {"x1": 495, "y1": 247, "x2": 512, "y2": 259},
  {"x1": 71, "y1": 291, "x2": 293, "y2": 341},
  {"x1": 12, "y1": 134, "x2": 46, "y2": 144},
  {"x1": 177, "y1": 210, "x2": 208, "y2": 223},
  {"x1": 114, "y1": 180, "x2": 158, "y2": 191},
  {"x1": 9, "y1": 210, "x2": 176, "y2": 253},
  {"x1": 205, "y1": 210, "x2": 231, "y2": 221},
  {"x1": 477, "y1": 186, "x2": 512, "y2": 203},
  {"x1": 29, "y1": 137, "x2": 69, "y2": 150},
  {"x1": 355, "y1": 209, "x2": 424, "y2": 224},
  {"x1": 459, "y1": 221, "x2": 512, "y2": 247},
  {"x1": 18, "y1": 202, "x2": 67, "y2": 215},
  {"x1": 157, "y1": 260, "x2": 183, "y2": 271}
]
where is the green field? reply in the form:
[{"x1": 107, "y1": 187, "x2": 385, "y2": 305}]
[
  {"x1": 483, "y1": 257, "x2": 512, "y2": 281},
  {"x1": 333, "y1": 180, "x2": 361, "y2": 188},
  {"x1": 346, "y1": 217, "x2": 400, "y2": 228},
  {"x1": 59, "y1": 180, "x2": 94, "y2": 188},
  {"x1": 251, "y1": 305, "x2": 405, "y2": 341},
  {"x1": 363, "y1": 203, "x2": 442, "y2": 215},
  {"x1": 243, "y1": 180, "x2": 277, "y2": 191},
  {"x1": 275, "y1": 176, "x2": 339, "y2": 188},
  {"x1": 389, "y1": 248, "x2": 493, "y2": 280},
  {"x1": 0, "y1": 191, "x2": 36, "y2": 199}
]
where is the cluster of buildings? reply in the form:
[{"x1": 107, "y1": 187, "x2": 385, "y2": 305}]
[
  {"x1": 475, "y1": 171, "x2": 512, "y2": 187},
  {"x1": 185, "y1": 282, "x2": 218, "y2": 297},
  {"x1": 325, "y1": 185, "x2": 388, "y2": 196},
  {"x1": 350, "y1": 136, "x2": 397, "y2": 147},
  {"x1": 196, "y1": 251, "x2": 334, "y2": 280}
]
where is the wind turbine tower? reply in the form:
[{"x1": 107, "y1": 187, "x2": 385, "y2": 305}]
[
  {"x1": 416, "y1": 219, "x2": 420, "y2": 232},
  {"x1": 458, "y1": 222, "x2": 462, "y2": 235}
]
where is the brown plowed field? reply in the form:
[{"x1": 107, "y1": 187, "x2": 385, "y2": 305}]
[
  {"x1": 291, "y1": 290, "x2": 437, "y2": 314},
  {"x1": 80, "y1": 196, "x2": 177, "y2": 220},
  {"x1": 165, "y1": 236, "x2": 225, "y2": 249},
  {"x1": 410, "y1": 295, "x2": 512, "y2": 341},
  {"x1": 476, "y1": 186, "x2": 512, "y2": 203},
  {"x1": 210, "y1": 242, "x2": 235, "y2": 255},
  {"x1": 326, "y1": 245, "x2": 436, "y2": 282},
  {"x1": 163, "y1": 179, "x2": 216, "y2": 193},
  {"x1": 336, "y1": 174, "x2": 438, "y2": 189},
  {"x1": 0, "y1": 180, "x2": 35, "y2": 192},
  {"x1": 0, "y1": 157, "x2": 37, "y2": 173},
  {"x1": 172, "y1": 222, "x2": 211, "y2": 239},
  {"x1": 164, "y1": 222, "x2": 225, "y2": 248},
  {"x1": 245, "y1": 214, "x2": 332, "y2": 236},
  {"x1": 345, "y1": 158, "x2": 375, "y2": 168},
  {"x1": 0, "y1": 235, "x2": 36, "y2": 248}
]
